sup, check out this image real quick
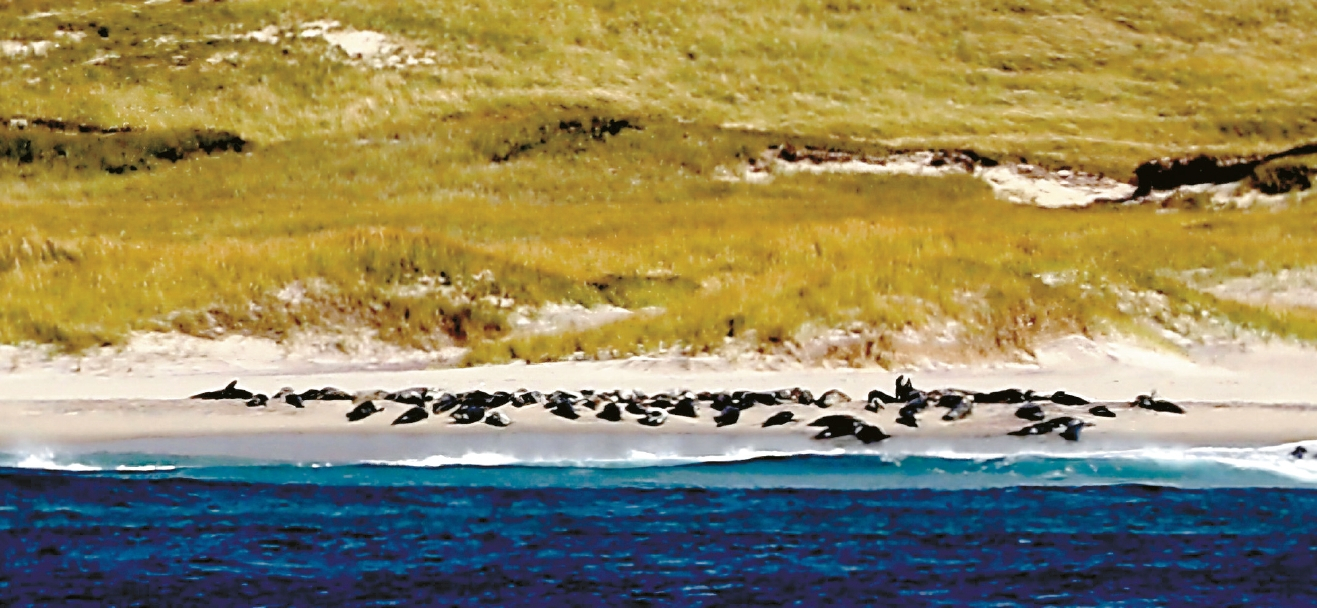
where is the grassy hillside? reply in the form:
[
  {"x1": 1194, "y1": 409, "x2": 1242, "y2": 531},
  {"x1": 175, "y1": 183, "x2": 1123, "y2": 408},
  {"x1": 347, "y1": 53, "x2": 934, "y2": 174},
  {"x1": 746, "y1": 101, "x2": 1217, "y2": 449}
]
[{"x1": 3, "y1": 0, "x2": 1317, "y2": 364}]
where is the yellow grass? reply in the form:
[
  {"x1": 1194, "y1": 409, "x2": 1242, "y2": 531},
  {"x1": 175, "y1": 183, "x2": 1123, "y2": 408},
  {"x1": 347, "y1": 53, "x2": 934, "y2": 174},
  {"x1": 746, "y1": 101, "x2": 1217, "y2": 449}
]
[{"x1": 3, "y1": 0, "x2": 1317, "y2": 363}]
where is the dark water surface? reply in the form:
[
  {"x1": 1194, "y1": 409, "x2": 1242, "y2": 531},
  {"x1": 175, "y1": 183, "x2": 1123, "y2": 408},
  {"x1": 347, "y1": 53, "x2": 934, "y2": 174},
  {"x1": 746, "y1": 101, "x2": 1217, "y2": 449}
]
[{"x1": 3, "y1": 463, "x2": 1316, "y2": 607}]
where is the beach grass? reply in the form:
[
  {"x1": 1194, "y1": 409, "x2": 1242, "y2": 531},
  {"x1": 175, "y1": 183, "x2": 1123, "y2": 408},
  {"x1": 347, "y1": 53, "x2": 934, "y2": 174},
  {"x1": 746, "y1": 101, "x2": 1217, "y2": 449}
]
[{"x1": 2, "y1": 0, "x2": 1317, "y2": 363}]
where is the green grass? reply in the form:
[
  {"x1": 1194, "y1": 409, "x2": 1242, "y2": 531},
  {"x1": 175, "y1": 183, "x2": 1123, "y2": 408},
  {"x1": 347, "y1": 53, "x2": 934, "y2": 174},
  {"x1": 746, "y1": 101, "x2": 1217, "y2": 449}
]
[{"x1": 3, "y1": 0, "x2": 1317, "y2": 364}]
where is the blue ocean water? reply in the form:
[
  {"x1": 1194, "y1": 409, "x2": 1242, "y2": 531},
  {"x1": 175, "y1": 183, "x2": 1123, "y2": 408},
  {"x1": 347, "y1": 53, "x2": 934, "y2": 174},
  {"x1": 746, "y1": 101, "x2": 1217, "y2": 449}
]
[{"x1": 3, "y1": 449, "x2": 1317, "y2": 606}]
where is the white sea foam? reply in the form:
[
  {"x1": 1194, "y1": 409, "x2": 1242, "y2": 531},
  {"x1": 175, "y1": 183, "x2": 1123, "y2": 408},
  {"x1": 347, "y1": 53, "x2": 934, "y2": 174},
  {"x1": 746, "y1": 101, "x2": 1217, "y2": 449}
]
[
  {"x1": 356, "y1": 442, "x2": 1317, "y2": 484},
  {"x1": 12, "y1": 453, "x2": 101, "y2": 472},
  {"x1": 364, "y1": 452, "x2": 523, "y2": 468},
  {"x1": 361, "y1": 447, "x2": 849, "y2": 469},
  {"x1": 882, "y1": 442, "x2": 1317, "y2": 483},
  {"x1": 113, "y1": 465, "x2": 178, "y2": 472},
  {"x1": 5, "y1": 451, "x2": 178, "y2": 473}
]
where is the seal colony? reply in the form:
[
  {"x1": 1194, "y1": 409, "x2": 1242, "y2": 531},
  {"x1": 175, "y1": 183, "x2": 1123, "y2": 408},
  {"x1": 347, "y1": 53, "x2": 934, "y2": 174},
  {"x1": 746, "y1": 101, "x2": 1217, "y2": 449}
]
[{"x1": 191, "y1": 376, "x2": 1188, "y2": 445}]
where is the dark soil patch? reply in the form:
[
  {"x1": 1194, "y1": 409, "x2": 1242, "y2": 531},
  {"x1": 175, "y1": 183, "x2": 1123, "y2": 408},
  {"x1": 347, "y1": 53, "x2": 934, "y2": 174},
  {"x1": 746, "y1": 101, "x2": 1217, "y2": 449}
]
[{"x1": 1, "y1": 118, "x2": 247, "y2": 175}]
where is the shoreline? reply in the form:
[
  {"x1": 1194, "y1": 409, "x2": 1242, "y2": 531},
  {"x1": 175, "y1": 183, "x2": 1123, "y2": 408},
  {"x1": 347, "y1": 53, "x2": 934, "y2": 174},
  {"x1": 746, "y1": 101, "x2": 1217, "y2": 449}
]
[
  {"x1": 4, "y1": 335, "x2": 1317, "y2": 455},
  {"x1": 4, "y1": 397, "x2": 1315, "y2": 454}
]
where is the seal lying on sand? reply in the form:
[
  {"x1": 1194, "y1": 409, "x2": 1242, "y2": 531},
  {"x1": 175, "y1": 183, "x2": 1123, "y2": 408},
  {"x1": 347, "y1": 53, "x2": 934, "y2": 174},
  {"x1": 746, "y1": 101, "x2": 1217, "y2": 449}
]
[
  {"x1": 392, "y1": 407, "x2": 429, "y2": 426},
  {"x1": 1009, "y1": 416, "x2": 1091, "y2": 441},
  {"x1": 973, "y1": 388, "x2": 1035, "y2": 404},
  {"x1": 597, "y1": 402, "x2": 623, "y2": 422},
  {"x1": 485, "y1": 411, "x2": 513, "y2": 427},
  {"x1": 815, "y1": 389, "x2": 851, "y2": 409},
  {"x1": 387, "y1": 387, "x2": 432, "y2": 408},
  {"x1": 299, "y1": 387, "x2": 354, "y2": 402},
  {"x1": 639, "y1": 408, "x2": 668, "y2": 427},
  {"x1": 273, "y1": 387, "x2": 303, "y2": 409},
  {"x1": 1015, "y1": 404, "x2": 1045, "y2": 421},
  {"x1": 940, "y1": 395, "x2": 973, "y2": 421},
  {"x1": 191, "y1": 380, "x2": 253, "y2": 401},
  {"x1": 346, "y1": 401, "x2": 383, "y2": 422},
  {"x1": 1049, "y1": 391, "x2": 1090, "y2": 406},
  {"x1": 808, "y1": 415, "x2": 889, "y2": 444},
  {"x1": 451, "y1": 404, "x2": 486, "y2": 425},
  {"x1": 1089, "y1": 405, "x2": 1117, "y2": 418},
  {"x1": 550, "y1": 402, "x2": 581, "y2": 420},
  {"x1": 667, "y1": 398, "x2": 699, "y2": 418},
  {"x1": 714, "y1": 407, "x2": 740, "y2": 428},
  {"x1": 763, "y1": 411, "x2": 795, "y2": 428},
  {"x1": 1131, "y1": 393, "x2": 1184, "y2": 414}
]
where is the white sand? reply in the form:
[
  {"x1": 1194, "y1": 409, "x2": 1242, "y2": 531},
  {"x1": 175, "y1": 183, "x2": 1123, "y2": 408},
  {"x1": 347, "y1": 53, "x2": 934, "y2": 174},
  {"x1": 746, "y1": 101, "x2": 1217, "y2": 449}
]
[
  {"x1": 727, "y1": 147, "x2": 1311, "y2": 209},
  {"x1": 2, "y1": 334, "x2": 1317, "y2": 451}
]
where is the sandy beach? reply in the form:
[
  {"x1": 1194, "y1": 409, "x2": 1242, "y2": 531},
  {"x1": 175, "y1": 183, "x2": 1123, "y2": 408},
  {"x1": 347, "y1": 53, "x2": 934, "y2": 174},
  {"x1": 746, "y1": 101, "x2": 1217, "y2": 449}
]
[{"x1": 4, "y1": 334, "x2": 1317, "y2": 458}]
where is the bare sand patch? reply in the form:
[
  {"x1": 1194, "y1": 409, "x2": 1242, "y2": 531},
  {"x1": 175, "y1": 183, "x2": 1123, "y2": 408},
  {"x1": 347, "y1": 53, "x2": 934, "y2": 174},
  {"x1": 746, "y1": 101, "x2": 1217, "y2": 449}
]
[
  {"x1": 1189, "y1": 267, "x2": 1317, "y2": 311},
  {"x1": 721, "y1": 145, "x2": 1312, "y2": 210}
]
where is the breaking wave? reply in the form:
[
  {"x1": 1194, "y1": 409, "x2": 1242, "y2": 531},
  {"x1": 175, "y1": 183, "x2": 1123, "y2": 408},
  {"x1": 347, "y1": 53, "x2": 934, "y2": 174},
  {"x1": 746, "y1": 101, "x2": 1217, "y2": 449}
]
[{"x1": 5, "y1": 443, "x2": 1317, "y2": 488}]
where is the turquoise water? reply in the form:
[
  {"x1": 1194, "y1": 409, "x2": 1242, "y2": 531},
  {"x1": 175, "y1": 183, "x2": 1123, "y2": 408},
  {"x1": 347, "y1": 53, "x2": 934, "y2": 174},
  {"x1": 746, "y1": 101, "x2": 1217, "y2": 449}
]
[{"x1": 4, "y1": 444, "x2": 1317, "y2": 605}]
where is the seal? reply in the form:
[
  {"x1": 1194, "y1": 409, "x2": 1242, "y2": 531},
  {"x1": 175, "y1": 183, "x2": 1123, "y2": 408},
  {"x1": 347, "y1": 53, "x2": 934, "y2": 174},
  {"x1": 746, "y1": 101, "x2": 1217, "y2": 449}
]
[
  {"x1": 624, "y1": 401, "x2": 648, "y2": 416},
  {"x1": 300, "y1": 387, "x2": 353, "y2": 402},
  {"x1": 1088, "y1": 405, "x2": 1116, "y2": 418},
  {"x1": 815, "y1": 389, "x2": 851, "y2": 408},
  {"x1": 1009, "y1": 416, "x2": 1087, "y2": 439},
  {"x1": 714, "y1": 407, "x2": 740, "y2": 427},
  {"x1": 809, "y1": 415, "x2": 863, "y2": 440},
  {"x1": 868, "y1": 389, "x2": 899, "y2": 405},
  {"x1": 894, "y1": 376, "x2": 917, "y2": 402},
  {"x1": 550, "y1": 402, "x2": 581, "y2": 420},
  {"x1": 972, "y1": 388, "x2": 1035, "y2": 404},
  {"x1": 272, "y1": 387, "x2": 304, "y2": 409},
  {"x1": 1130, "y1": 393, "x2": 1185, "y2": 414},
  {"x1": 639, "y1": 408, "x2": 668, "y2": 427},
  {"x1": 855, "y1": 423, "x2": 890, "y2": 444},
  {"x1": 1050, "y1": 391, "x2": 1090, "y2": 406},
  {"x1": 1291, "y1": 446, "x2": 1308, "y2": 460},
  {"x1": 191, "y1": 380, "x2": 253, "y2": 401},
  {"x1": 484, "y1": 411, "x2": 513, "y2": 427},
  {"x1": 1058, "y1": 418, "x2": 1091, "y2": 441},
  {"x1": 387, "y1": 387, "x2": 431, "y2": 408},
  {"x1": 762, "y1": 411, "x2": 795, "y2": 428},
  {"x1": 392, "y1": 407, "x2": 429, "y2": 426},
  {"x1": 896, "y1": 394, "x2": 930, "y2": 428},
  {"x1": 483, "y1": 391, "x2": 514, "y2": 408},
  {"x1": 513, "y1": 390, "x2": 543, "y2": 407},
  {"x1": 430, "y1": 393, "x2": 460, "y2": 414},
  {"x1": 346, "y1": 401, "x2": 383, "y2": 422},
  {"x1": 451, "y1": 404, "x2": 486, "y2": 425},
  {"x1": 667, "y1": 398, "x2": 699, "y2": 418},
  {"x1": 940, "y1": 395, "x2": 973, "y2": 421},
  {"x1": 1014, "y1": 404, "x2": 1046, "y2": 422},
  {"x1": 596, "y1": 402, "x2": 623, "y2": 422}
]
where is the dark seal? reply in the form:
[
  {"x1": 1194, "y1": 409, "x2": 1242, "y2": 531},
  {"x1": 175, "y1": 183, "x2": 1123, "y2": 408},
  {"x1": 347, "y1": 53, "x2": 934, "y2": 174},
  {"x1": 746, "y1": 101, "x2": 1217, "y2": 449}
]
[
  {"x1": 391, "y1": 407, "x2": 429, "y2": 426},
  {"x1": 762, "y1": 411, "x2": 795, "y2": 428}
]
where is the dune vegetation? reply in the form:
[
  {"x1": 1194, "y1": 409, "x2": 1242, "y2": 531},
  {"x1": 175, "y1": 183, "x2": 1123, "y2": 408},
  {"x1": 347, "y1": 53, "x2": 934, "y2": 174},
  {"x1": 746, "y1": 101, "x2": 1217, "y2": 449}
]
[{"x1": 2, "y1": 0, "x2": 1317, "y2": 365}]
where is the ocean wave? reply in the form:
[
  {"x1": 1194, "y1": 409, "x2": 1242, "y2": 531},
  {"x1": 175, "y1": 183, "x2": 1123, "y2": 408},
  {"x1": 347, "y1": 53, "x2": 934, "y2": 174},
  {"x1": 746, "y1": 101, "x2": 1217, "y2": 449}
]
[
  {"x1": 12, "y1": 453, "x2": 102, "y2": 472},
  {"x1": 113, "y1": 465, "x2": 179, "y2": 473},
  {"x1": 5, "y1": 452, "x2": 177, "y2": 473},
  {"x1": 360, "y1": 447, "x2": 849, "y2": 469},
  {"x1": 7, "y1": 442, "x2": 1317, "y2": 487},
  {"x1": 878, "y1": 442, "x2": 1317, "y2": 484}
]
